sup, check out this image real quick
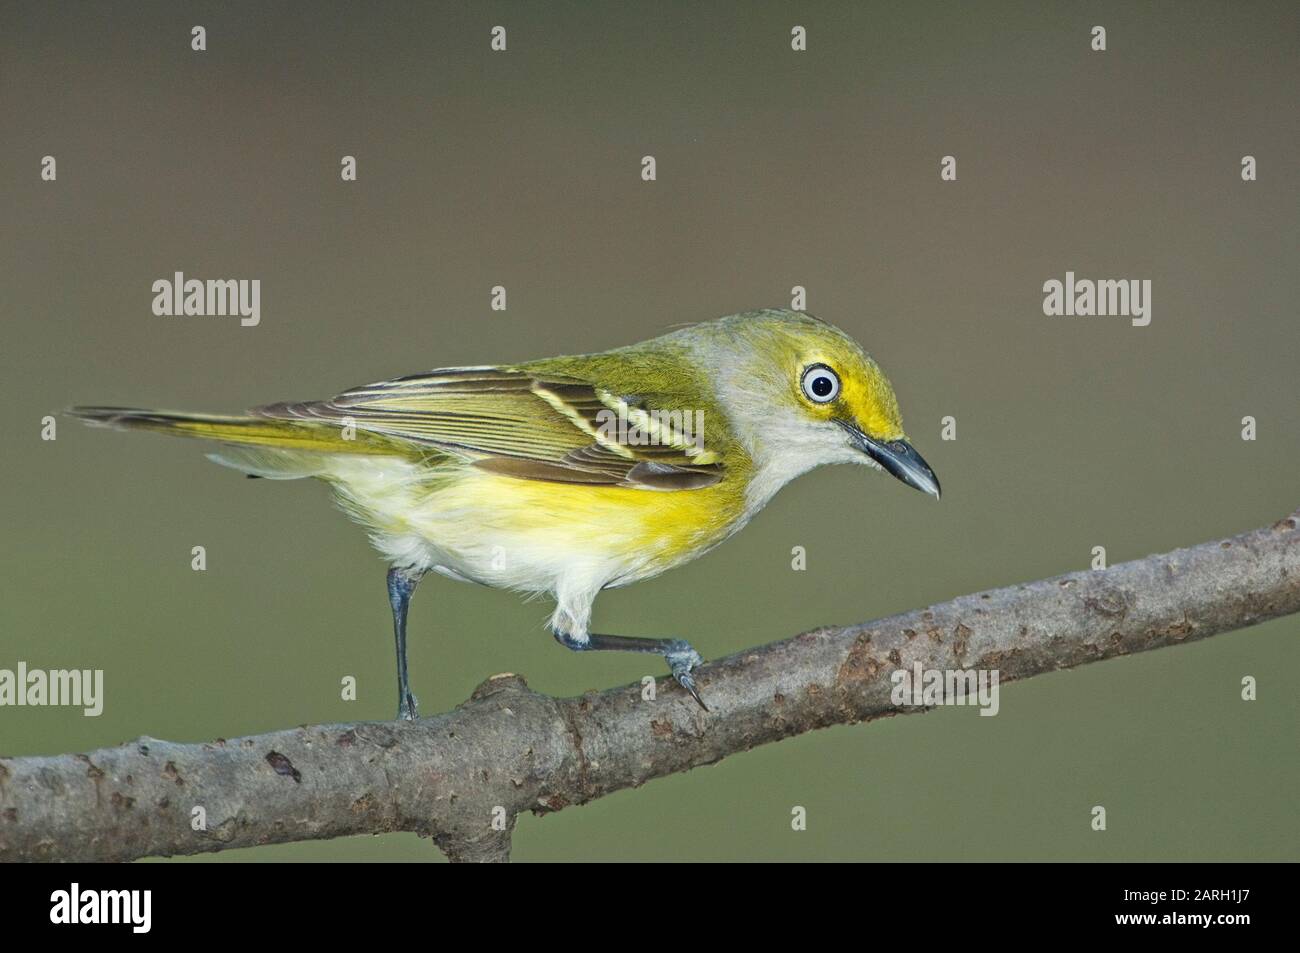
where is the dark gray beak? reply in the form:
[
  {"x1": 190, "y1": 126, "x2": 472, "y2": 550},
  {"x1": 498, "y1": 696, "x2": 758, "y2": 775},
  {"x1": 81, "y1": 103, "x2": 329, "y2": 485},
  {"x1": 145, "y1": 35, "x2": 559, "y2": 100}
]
[{"x1": 838, "y1": 422, "x2": 941, "y2": 499}]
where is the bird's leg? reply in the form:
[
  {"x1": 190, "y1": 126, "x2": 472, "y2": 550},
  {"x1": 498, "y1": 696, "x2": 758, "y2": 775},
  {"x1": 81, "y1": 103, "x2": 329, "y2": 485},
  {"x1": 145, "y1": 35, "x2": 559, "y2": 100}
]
[
  {"x1": 387, "y1": 566, "x2": 427, "y2": 721},
  {"x1": 551, "y1": 629, "x2": 709, "y2": 710}
]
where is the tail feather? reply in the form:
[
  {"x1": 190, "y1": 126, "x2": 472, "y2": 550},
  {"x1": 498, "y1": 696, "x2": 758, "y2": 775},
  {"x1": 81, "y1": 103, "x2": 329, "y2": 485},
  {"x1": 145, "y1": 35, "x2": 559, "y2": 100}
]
[{"x1": 67, "y1": 406, "x2": 403, "y2": 456}]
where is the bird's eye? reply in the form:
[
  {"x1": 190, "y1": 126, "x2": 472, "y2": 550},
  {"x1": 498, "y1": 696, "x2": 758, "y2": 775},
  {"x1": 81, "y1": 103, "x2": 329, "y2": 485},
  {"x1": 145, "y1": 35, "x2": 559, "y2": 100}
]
[{"x1": 800, "y1": 364, "x2": 840, "y2": 403}]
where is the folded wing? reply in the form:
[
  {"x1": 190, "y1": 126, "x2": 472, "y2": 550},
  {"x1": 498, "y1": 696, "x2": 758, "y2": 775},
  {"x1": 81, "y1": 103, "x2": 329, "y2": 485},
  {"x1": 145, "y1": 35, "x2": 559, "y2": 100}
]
[{"x1": 253, "y1": 367, "x2": 723, "y2": 490}]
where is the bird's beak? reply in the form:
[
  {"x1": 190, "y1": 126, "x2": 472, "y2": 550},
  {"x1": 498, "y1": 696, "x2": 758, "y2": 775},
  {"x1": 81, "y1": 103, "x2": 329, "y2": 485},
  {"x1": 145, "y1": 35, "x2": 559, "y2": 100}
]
[{"x1": 838, "y1": 421, "x2": 941, "y2": 499}]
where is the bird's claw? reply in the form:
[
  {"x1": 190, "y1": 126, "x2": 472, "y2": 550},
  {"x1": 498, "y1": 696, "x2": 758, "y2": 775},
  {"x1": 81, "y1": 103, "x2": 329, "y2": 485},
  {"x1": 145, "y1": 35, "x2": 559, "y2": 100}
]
[
  {"x1": 397, "y1": 692, "x2": 419, "y2": 721},
  {"x1": 665, "y1": 640, "x2": 709, "y2": 711}
]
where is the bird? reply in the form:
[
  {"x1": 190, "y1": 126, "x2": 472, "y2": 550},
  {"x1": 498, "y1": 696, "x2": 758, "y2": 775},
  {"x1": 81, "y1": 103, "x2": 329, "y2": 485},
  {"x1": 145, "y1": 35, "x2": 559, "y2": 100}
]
[{"x1": 71, "y1": 309, "x2": 939, "y2": 717}]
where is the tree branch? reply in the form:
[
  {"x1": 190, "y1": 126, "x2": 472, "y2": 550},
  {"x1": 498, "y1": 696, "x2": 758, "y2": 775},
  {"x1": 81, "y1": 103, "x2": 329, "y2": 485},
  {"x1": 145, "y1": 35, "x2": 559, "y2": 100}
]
[{"x1": 2, "y1": 509, "x2": 1296, "y2": 862}]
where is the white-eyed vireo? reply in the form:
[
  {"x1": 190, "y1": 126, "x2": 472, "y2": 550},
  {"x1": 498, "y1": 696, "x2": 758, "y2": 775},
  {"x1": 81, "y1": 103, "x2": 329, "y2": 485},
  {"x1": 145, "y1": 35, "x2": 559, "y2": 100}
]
[{"x1": 73, "y1": 309, "x2": 939, "y2": 715}]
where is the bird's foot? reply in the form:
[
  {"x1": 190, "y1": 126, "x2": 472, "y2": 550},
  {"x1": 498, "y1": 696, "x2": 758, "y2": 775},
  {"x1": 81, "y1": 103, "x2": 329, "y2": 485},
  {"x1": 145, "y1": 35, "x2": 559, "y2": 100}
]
[
  {"x1": 396, "y1": 691, "x2": 419, "y2": 721},
  {"x1": 564, "y1": 630, "x2": 711, "y2": 711},
  {"x1": 664, "y1": 639, "x2": 709, "y2": 711}
]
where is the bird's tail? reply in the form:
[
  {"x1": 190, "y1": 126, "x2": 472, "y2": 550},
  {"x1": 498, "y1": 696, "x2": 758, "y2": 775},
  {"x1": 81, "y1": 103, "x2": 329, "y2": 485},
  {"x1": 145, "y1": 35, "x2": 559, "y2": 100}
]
[{"x1": 67, "y1": 406, "x2": 405, "y2": 479}]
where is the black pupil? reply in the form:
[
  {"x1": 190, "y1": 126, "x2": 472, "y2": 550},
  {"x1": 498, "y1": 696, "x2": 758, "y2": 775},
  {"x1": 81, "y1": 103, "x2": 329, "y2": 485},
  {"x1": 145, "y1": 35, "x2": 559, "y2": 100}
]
[{"x1": 810, "y1": 373, "x2": 833, "y2": 398}]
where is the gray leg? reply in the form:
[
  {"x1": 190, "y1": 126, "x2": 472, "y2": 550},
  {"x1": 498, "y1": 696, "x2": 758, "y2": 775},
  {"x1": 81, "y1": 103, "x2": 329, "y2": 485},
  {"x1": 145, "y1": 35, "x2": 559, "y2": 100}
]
[
  {"x1": 552, "y1": 630, "x2": 709, "y2": 710},
  {"x1": 387, "y1": 566, "x2": 426, "y2": 720}
]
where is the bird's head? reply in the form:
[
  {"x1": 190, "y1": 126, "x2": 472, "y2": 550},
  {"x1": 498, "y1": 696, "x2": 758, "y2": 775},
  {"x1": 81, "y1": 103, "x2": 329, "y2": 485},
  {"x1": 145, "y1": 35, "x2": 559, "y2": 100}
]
[{"x1": 686, "y1": 309, "x2": 940, "y2": 502}]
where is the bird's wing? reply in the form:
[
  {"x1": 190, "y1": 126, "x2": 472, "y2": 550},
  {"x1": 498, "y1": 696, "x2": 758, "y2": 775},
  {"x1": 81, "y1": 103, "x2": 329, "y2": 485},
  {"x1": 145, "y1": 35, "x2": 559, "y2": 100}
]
[{"x1": 252, "y1": 367, "x2": 723, "y2": 490}]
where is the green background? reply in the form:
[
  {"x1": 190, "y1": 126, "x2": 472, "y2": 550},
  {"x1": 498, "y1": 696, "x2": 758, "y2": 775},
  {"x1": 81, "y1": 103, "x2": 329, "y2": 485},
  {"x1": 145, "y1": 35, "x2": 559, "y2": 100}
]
[{"x1": 1, "y1": 1, "x2": 1296, "y2": 861}]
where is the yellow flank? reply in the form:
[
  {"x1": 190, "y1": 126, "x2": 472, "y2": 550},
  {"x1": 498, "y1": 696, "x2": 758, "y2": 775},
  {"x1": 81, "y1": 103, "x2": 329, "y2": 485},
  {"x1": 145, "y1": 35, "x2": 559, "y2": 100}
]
[
  {"x1": 464, "y1": 469, "x2": 746, "y2": 569},
  {"x1": 327, "y1": 453, "x2": 752, "y2": 594}
]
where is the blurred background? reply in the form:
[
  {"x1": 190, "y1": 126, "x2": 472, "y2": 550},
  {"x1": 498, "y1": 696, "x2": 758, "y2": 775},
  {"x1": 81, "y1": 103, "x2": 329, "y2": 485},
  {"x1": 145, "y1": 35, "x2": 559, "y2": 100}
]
[{"x1": 1, "y1": 0, "x2": 1296, "y2": 861}]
